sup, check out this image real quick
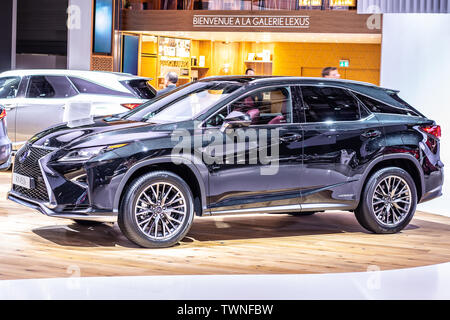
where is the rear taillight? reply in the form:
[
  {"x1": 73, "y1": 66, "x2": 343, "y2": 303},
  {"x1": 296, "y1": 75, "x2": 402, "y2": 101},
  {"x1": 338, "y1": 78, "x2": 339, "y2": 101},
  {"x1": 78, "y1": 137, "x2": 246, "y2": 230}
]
[
  {"x1": 121, "y1": 103, "x2": 142, "y2": 110},
  {"x1": 421, "y1": 125, "x2": 441, "y2": 139},
  {"x1": 0, "y1": 108, "x2": 6, "y2": 120}
]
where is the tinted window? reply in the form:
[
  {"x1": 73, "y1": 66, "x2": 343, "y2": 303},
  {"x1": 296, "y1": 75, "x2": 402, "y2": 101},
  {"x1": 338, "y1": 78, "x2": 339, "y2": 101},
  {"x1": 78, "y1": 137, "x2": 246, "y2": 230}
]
[
  {"x1": 27, "y1": 76, "x2": 77, "y2": 99},
  {"x1": 49, "y1": 76, "x2": 78, "y2": 98},
  {"x1": 121, "y1": 79, "x2": 156, "y2": 99},
  {"x1": 206, "y1": 87, "x2": 292, "y2": 127},
  {"x1": 69, "y1": 77, "x2": 134, "y2": 97},
  {"x1": 27, "y1": 76, "x2": 55, "y2": 98},
  {"x1": 0, "y1": 77, "x2": 21, "y2": 99},
  {"x1": 300, "y1": 86, "x2": 361, "y2": 122},
  {"x1": 354, "y1": 92, "x2": 411, "y2": 115}
]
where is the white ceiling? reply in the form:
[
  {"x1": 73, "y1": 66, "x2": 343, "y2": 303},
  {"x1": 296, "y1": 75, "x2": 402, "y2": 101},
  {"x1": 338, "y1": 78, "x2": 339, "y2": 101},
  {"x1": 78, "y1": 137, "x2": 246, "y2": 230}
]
[{"x1": 135, "y1": 31, "x2": 381, "y2": 44}]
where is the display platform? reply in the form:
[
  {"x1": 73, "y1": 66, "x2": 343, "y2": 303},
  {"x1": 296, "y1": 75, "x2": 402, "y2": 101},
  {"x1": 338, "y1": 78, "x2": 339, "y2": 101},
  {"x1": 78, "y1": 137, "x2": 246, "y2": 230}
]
[{"x1": 1, "y1": 172, "x2": 449, "y2": 280}]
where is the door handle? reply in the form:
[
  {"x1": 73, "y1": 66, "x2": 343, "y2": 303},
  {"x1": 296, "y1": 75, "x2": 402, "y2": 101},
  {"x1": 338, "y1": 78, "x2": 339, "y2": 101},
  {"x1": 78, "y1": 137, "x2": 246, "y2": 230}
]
[
  {"x1": 361, "y1": 130, "x2": 381, "y2": 138},
  {"x1": 280, "y1": 133, "x2": 302, "y2": 143}
]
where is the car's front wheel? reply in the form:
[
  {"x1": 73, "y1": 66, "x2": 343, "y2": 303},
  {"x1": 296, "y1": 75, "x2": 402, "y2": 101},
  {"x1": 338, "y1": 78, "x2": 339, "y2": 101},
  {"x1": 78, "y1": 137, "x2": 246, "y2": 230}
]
[
  {"x1": 118, "y1": 171, "x2": 194, "y2": 248},
  {"x1": 355, "y1": 167, "x2": 417, "y2": 234}
]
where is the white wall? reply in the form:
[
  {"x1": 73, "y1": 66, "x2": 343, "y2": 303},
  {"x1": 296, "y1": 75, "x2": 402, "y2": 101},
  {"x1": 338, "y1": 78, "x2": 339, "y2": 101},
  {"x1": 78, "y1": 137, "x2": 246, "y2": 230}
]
[
  {"x1": 67, "y1": 0, "x2": 92, "y2": 70},
  {"x1": 381, "y1": 14, "x2": 450, "y2": 216},
  {"x1": 16, "y1": 54, "x2": 67, "y2": 69}
]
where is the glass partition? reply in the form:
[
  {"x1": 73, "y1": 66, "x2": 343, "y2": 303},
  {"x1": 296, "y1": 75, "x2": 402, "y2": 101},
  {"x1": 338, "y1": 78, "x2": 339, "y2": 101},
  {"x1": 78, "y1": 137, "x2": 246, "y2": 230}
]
[{"x1": 124, "y1": 0, "x2": 357, "y2": 10}]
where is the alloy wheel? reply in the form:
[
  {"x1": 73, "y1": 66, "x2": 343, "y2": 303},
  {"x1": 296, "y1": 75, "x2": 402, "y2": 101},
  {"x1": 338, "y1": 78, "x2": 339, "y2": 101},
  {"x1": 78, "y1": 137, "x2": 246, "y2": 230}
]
[
  {"x1": 134, "y1": 182, "x2": 187, "y2": 240},
  {"x1": 371, "y1": 175, "x2": 412, "y2": 227}
]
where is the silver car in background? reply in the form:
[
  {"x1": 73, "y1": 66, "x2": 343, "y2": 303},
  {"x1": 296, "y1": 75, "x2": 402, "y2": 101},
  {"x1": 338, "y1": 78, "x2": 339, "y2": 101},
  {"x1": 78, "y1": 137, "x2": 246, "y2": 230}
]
[
  {"x1": 0, "y1": 105, "x2": 11, "y2": 170},
  {"x1": 0, "y1": 69, "x2": 156, "y2": 151}
]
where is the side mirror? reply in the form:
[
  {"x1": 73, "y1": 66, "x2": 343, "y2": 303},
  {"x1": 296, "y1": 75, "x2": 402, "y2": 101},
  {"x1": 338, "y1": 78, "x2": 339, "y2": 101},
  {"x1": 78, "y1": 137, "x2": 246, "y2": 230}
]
[{"x1": 220, "y1": 111, "x2": 252, "y2": 133}]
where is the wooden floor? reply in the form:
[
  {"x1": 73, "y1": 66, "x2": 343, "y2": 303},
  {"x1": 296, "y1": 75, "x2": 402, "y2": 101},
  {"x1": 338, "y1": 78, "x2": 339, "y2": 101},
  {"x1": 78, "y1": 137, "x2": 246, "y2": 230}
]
[{"x1": 0, "y1": 171, "x2": 449, "y2": 280}]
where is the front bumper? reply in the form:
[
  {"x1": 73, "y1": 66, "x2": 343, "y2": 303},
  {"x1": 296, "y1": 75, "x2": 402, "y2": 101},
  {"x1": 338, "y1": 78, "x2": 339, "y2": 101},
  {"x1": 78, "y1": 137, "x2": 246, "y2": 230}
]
[
  {"x1": 8, "y1": 144, "x2": 121, "y2": 223},
  {"x1": 8, "y1": 190, "x2": 117, "y2": 222}
]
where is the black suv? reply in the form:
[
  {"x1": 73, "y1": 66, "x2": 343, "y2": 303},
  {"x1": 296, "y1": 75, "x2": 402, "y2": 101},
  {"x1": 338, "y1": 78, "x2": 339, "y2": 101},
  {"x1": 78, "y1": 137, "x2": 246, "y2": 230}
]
[{"x1": 8, "y1": 77, "x2": 443, "y2": 248}]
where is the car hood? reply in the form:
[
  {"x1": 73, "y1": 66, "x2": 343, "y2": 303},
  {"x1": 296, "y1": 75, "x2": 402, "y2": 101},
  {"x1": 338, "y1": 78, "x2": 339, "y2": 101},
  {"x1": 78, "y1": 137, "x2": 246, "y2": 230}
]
[{"x1": 30, "y1": 117, "x2": 176, "y2": 150}]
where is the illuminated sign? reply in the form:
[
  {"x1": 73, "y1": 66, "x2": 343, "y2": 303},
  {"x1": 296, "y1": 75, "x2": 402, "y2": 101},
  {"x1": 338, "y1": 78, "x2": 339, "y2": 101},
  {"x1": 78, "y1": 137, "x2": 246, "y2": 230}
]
[
  {"x1": 193, "y1": 15, "x2": 310, "y2": 28},
  {"x1": 93, "y1": 0, "x2": 113, "y2": 54},
  {"x1": 329, "y1": 0, "x2": 356, "y2": 6},
  {"x1": 298, "y1": 0, "x2": 322, "y2": 6},
  {"x1": 339, "y1": 60, "x2": 349, "y2": 67}
]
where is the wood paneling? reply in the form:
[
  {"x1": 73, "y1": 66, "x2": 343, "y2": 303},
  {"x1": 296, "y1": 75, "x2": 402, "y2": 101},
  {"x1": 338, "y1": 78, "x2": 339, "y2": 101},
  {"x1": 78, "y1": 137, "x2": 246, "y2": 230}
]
[
  {"x1": 188, "y1": 41, "x2": 381, "y2": 84},
  {"x1": 121, "y1": 9, "x2": 381, "y2": 34},
  {"x1": 275, "y1": 42, "x2": 381, "y2": 84},
  {"x1": 0, "y1": 172, "x2": 449, "y2": 280}
]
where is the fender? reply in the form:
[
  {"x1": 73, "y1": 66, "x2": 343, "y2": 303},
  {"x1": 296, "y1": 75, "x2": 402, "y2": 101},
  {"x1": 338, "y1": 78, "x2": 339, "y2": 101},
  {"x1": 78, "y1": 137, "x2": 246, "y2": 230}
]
[
  {"x1": 355, "y1": 153, "x2": 425, "y2": 204},
  {"x1": 112, "y1": 155, "x2": 209, "y2": 213}
]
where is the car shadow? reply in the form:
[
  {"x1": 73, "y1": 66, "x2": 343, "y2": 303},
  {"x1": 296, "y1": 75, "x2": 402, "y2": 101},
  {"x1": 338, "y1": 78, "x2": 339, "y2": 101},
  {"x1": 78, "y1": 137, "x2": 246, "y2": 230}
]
[
  {"x1": 32, "y1": 223, "x2": 139, "y2": 248},
  {"x1": 31, "y1": 212, "x2": 420, "y2": 248}
]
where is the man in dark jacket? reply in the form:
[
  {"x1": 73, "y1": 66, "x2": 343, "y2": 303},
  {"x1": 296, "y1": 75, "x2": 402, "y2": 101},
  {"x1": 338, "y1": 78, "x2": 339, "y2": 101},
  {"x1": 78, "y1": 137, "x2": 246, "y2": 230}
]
[{"x1": 157, "y1": 72, "x2": 178, "y2": 96}]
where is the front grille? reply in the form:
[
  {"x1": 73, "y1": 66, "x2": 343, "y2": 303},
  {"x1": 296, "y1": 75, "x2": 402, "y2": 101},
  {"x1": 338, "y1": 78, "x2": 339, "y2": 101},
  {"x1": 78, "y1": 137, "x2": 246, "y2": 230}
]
[{"x1": 13, "y1": 145, "x2": 53, "y2": 202}]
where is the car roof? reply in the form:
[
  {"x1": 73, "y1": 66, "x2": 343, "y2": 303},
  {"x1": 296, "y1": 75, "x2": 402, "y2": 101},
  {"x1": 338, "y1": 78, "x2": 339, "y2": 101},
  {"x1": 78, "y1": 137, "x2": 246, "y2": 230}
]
[
  {"x1": 199, "y1": 75, "x2": 395, "y2": 92},
  {"x1": 0, "y1": 69, "x2": 152, "y2": 94},
  {"x1": 0, "y1": 69, "x2": 150, "y2": 81}
]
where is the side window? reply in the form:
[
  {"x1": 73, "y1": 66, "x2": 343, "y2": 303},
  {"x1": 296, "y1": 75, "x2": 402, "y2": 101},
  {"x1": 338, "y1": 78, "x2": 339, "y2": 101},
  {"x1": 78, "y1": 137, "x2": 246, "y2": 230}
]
[
  {"x1": 205, "y1": 87, "x2": 292, "y2": 127},
  {"x1": 27, "y1": 76, "x2": 78, "y2": 99},
  {"x1": 69, "y1": 77, "x2": 134, "y2": 97},
  {"x1": 27, "y1": 76, "x2": 56, "y2": 98},
  {"x1": 354, "y1": 92, "x2": 410, "y2": 115},
  {"x1": 0, "y1": 77, "x2": 21, "y2": 99},
  {"x1": 300, "y1": 86, "x2": 362, "y2": 122}
]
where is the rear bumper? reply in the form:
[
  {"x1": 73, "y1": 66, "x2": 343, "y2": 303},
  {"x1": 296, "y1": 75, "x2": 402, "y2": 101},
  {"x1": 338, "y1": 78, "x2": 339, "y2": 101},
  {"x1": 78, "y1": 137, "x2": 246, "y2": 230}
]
[
  {"x1": 8, "y1": 191, "x2": 117, "y2": 222},
  {"x1": 0, "y1": 137, "x2": 11, "y2": 170},
  {"x1": 419, "y1": 166, "x2": 444, "y2": 203}
]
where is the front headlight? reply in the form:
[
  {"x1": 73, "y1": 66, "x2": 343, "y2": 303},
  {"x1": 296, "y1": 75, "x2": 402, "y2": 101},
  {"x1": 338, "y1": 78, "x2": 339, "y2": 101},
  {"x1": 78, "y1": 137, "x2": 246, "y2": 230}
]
[
  {"x1": 57, "y1": 146, "x2": 106, "y2": 162},
  {"x1": 57, "y1": 144, "x2": 129, "y2": 163}
]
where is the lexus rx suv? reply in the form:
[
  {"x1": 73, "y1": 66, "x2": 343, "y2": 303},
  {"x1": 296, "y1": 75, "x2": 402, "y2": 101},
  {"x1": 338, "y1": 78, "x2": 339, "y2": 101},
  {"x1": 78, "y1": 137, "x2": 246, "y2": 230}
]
[
  {"x1": 8, "y1": 76, "x2": 443, "y2": 248},
  {"x1": 0, "y1": 69, "x2": 156, "y2": 151}
]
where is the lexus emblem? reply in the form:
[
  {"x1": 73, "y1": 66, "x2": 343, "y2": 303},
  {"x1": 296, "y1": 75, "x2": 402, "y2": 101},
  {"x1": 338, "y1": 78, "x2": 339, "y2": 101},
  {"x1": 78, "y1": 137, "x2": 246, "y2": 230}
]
[{"x1": 19, "y1": 149, "x2": 31, "y2": 163}]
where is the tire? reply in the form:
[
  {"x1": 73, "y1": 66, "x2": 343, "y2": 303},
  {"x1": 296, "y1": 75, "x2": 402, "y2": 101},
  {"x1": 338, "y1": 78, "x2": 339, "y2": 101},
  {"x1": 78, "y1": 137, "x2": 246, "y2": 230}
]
[
  {"x1": 118, "y1": 171, "x2": 194, "y2": 248},
  {"x1": 355, "y1": 167, "x2": 417, "y2": 234},
  {"x1": 72, "y1": 220, "x2": 103, "y2": 226},
  {"x1": 288, "y1": 211, "x2": 320, "y2": 216}
]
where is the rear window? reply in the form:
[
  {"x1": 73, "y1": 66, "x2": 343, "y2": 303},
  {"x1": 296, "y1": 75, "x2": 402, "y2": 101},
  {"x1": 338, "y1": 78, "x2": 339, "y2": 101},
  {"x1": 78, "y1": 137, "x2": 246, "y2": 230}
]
[
  {"x1": 121, "y1": 79, "x2": 156, "y2": 99},
  {"x1": 355, "y1": 92, "x2": 421, "y2": 117},
  {"x1": 69, "y1": 77, "x2": 134, "y2": 97}
]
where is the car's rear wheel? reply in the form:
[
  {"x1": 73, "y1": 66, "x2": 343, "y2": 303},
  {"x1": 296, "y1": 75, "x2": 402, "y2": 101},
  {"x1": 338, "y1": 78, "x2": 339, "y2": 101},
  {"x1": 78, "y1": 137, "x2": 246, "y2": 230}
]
[
  {"x1": 118, "y1": 171, "x2": 194, "y2": 248},
  {"x1": 355, "y1": 167, "x2": 417, "y2": 234}
]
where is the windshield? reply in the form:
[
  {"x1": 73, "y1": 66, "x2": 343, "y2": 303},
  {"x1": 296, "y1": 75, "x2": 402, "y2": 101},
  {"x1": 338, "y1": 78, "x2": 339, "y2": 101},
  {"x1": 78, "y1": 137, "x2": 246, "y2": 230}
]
[
  {"x1": 0, "y1": 77, "x2": 21, "y2": 99},
  {"x1": 124, "y1": 81, "x2": 242, "y2": 123}
]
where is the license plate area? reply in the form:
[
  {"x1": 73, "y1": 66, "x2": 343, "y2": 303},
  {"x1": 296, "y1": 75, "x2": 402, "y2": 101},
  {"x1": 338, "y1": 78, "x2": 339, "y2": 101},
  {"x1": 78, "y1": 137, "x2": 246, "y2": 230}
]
[{"x1": 13, "y1": 173, "x2": 35, "y2": 189}]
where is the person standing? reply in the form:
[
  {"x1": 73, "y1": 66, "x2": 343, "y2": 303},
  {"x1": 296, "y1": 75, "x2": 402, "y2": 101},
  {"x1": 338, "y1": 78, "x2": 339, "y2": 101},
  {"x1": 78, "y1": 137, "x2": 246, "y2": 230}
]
[
  {"x1": 321, "y1": 67, "x2": 341, "y2": 79},
  {"x1": 157, "y1": 72, "x2": 178, "y2": 96}
]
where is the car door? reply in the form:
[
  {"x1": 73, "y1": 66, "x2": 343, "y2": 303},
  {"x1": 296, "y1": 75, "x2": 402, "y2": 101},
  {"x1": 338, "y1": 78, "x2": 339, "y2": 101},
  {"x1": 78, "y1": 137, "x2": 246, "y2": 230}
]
[
  {"x1": 15, "y1": 75, "x2": 78, "y2": 147},
  {"x1": 296, "y1": 85, "x2": 385, "y2": 210},
  {"x1": 204, "y1": 85, "x2": 304, "y2": 213}
]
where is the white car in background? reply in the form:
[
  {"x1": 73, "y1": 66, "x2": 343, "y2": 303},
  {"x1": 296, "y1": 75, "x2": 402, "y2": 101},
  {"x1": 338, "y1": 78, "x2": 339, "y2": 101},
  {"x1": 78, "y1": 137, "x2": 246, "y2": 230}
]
[{"x1": 0, "y1": 69, "x2": 156, "y2": 151}]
